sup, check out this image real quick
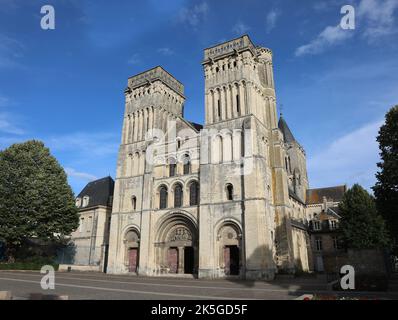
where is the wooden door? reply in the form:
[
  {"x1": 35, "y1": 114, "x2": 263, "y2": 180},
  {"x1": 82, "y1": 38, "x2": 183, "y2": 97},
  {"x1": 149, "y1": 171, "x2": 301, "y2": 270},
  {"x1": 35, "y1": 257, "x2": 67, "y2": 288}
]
[
  {"x1": 128, "y1": 248, "x2": 138, "y2": 273},
  {"x1": 168, "y1": 248, "x2": 178, "y2": 273}
]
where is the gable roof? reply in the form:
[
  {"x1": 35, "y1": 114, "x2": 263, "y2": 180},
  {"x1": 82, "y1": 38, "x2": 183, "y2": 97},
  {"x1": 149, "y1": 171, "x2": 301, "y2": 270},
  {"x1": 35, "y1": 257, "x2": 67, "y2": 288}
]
[
  {"x1": 306, "y1": 185, "x2": 347, "y2": 205},
  {"x1": 77, "y1": 176, "x2": 114, "y2": 209}
]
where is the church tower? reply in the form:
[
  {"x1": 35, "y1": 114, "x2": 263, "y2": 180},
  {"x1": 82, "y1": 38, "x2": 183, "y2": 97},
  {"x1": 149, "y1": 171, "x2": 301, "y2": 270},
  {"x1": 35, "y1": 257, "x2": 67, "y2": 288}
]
[
  {"x1": 107, "y1": 67, "x2": 187, "y2": 274},
  {"x1": 198, "y1": 35, "x2": 284, "y2": 279}
]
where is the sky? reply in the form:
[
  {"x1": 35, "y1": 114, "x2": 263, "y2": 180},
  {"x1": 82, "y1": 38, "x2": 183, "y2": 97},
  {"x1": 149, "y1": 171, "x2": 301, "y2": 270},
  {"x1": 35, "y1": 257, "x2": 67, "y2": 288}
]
[{"x1": 0, "y1": 0, "x2": 397, "y2": 195}]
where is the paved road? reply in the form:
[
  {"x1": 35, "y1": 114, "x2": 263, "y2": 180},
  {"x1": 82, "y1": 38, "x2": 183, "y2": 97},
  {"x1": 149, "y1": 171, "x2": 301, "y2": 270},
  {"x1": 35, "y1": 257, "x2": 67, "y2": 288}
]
[{"x1": 0, "y1": 271, "x2": 396, "y2": 300}]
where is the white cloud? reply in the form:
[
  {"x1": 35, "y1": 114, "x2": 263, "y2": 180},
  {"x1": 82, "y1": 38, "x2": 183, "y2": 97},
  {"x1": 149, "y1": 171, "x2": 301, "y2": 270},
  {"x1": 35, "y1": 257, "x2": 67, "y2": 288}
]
[
  {"x1": 46, "y1": 132, "x2": 119, "y2": 158},
  {"x1": 157, "y1": 47, "x2": 174, "y2": 56},
  {"x1": 65, "y1": 167, "x2": 98, "y2": 182},
  {"x1": 127, "y1": 53, "x2": 140, "y2": 65},
  {"x1": 266, "y1": 9, "x2": 281, "y2": 33},
  {"x1": 308, "y1": 120, "x2": 383, "y2": 191},
  {"x1": 232, "y1": 21, "x2": 250, "y2": 35},
  {"x1": 0, "y1": 112, "x2": 24, "y2": 135},
  {"x1": 177, "y1": 2, "x2": 208, "y2": 27},
  {"x1": 358, "y1": 0, "x2": 398, "y2": 41},
  {"x1": 295, "y1": 24, "x2": 353, "y2": 56},
  {"x1": 296, "y1": 0, "x2": 398, "y2": 56}
]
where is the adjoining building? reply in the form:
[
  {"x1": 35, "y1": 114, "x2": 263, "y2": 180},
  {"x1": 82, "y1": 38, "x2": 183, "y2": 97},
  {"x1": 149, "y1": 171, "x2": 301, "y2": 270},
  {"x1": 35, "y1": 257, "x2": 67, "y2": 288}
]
[
  {"x1": 66, "y1": 177, "x2": 114, "y2": 272},
  {"x1": 69, "y1": 35, "x2": 346, "y2": 279},
  {"x1": 306, "y1": 186, "x2": 347, "y2": 272}
]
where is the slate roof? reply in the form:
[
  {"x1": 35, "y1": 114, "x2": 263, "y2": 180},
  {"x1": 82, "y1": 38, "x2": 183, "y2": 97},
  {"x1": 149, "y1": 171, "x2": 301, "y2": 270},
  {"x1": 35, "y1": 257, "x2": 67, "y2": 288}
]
[
  {"x1": 327, "y1": 206, "x2": 342, "y2": 218},
  {"x1": 306, "y1": 185, "x2": 347, "y2": 205},
  {"x1": 188, "y1": 121, "x2": 203, "y2": 131},
  {"x1": 77, "y1": 176, "x2": 114, "y2": 209},
  {"x1": 278, "y1": 116, "x2": 296, "y2": 144}
]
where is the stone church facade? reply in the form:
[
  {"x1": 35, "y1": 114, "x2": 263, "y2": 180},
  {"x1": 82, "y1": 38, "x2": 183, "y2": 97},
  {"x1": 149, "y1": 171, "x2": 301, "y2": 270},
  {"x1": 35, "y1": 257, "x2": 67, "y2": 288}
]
[{"x1": 71, "y1": 35, "x2": 345, "y2": 279}]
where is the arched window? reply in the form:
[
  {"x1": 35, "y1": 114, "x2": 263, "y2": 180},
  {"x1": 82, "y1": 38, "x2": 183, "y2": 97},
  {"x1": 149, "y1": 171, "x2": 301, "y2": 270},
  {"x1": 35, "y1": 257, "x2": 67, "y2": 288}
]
[
  {"x1": 226, "y1": 184, "x2": 234, "y2": 201},
  {"x1": 174, "y1": 184, "x2": 183, "y2": 208},
  {"x1": 183, "y1": 154, "x2": 191, "y2": 175},
  {"x1": 189, "y1": 181, "x2": 199, "y2": 206},
  {"x1": 169, "y1": 158, "x2": 176, "y2": 177},
  {"x1": 132, "y1": 196, "x2": 137, "y2": 211},
  {"x1": 159, "y1": 186, "x2": 168, "y2": 209},
  {"x1": 236, "y1": 94, "x2": 240, "y2": 115}
]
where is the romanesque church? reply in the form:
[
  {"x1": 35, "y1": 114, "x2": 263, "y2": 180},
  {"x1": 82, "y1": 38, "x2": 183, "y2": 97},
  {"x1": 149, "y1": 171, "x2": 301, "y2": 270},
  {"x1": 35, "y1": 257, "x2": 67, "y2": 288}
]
[{"x1": 70, "y1": 35, "x2": 346, "y2": 279}]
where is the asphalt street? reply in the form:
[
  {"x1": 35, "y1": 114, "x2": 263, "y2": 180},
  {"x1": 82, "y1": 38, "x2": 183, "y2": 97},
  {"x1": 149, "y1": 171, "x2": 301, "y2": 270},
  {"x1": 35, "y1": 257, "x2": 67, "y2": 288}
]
[{"x1": 0, "y1": 270, "x2": 396, "y2": 300}]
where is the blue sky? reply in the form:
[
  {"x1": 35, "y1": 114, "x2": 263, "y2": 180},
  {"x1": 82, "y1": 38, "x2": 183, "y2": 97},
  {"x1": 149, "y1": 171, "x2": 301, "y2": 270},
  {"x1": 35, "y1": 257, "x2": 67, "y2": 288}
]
[{"x1": 0, "y1": 0, "x2": 397, "y2": 195}]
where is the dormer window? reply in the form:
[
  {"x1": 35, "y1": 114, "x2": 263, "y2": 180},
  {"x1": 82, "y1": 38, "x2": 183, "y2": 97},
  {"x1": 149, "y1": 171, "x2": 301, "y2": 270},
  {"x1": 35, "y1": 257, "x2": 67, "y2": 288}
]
[
  {"x1": 330, "y1": 220, "x2": 338, "y2": 230},
  {"x1": 313, "y1": 221, "x2": 321, "y2": 231},
  {"x1": 82, "y1": 196, "x2": 89, "y2": 207},
  {"x1": 75, "y1": 197, "x2": 81, "y2": 208}
]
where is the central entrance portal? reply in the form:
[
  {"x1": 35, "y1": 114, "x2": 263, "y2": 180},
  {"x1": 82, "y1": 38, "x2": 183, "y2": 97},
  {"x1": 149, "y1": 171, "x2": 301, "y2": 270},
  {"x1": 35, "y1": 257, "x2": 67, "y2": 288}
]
[{"x1": 156, "y1": 214, "x2": 198, "y2": 276}]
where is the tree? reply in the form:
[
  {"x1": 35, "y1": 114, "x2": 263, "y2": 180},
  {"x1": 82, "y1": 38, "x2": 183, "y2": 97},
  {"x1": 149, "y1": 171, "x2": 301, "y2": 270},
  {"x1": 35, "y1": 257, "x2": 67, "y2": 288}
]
[
  {"x1": 339, "y1": 184, "x2": 389, "y2": 250},
  {"x1": 373, "y1": 105, "x2": 398, "y2": 254},
  {"x1": 0, "y1": 140, "x2": 78, "y2": 260}
]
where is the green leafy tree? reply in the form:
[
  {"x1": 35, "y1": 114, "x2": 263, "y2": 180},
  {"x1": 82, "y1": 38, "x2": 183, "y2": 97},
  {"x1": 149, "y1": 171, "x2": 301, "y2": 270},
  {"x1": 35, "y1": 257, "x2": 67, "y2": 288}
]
[
  {"x1": 339, "y1": 184, "x2": 389, "y2": 250},
  {"x1": 0, "y1": 140, "x2": 78, "y2": 260},
  {"x1": 373, "y1": 105, "x2": 398, "y2": 254}
]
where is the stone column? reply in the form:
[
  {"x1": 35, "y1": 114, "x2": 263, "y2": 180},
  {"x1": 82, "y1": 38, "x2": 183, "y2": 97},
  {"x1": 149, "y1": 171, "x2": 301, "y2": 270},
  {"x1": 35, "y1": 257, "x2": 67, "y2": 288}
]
[
  {"x1": 267, "y1": 61, "x2": 272, "y2": 88},
  {"x1": 133, "y1": 112, "x2": 138, "y2": 142},
  {"x1": 231, "y1": 85, "x2": 237, "y2": 118},
  {"x1": 240, "y1": 83, "x2": 247, "y2": 115},
  {"x1": 270, "y1": 63, "x2": 275, "y2": 88},
  {"x1": 226, "y1": 86, "x2": 232, "y2": 119},
  {"x1": 178, "y1": 247, "x2": 184, "y2": 274},
  {"x1": 140, "y1": 110, "x2": 145, "y2": 141},
  {"x1": 220, "y1": 88, "x2": 225, "y2": 121},
  {"x1": 211, "y1": 91, "x2": 215, "y2": 123},
  {"x1": 205, "y1": 92, "x2": 213, "y2": 124},
  {"x1": 252, "y1": 84, "x2": 258, "y2": 117},
  {"x1": 148, "y1": 107, "x2": 153, "y2": 132},
  {"x1": 143, "y1": 108, "x2": 148, "y2": 140},
  {"x1": 270, "y1": 98, "x2": 278, "y2": 129},
  {"x1": 129, "y1": 114, "x2": 134, "y2": 144},
  {"x1": 124, "y1": 115, "x2": 130, "y2": 144}
]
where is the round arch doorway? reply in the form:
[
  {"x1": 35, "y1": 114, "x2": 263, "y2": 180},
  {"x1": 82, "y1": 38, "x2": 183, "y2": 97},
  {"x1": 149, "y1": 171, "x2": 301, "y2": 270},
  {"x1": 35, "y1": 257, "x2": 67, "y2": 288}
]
[
  {"x1": 124, "y1": 229, "x2": 140, "y2": 273},
  {"x1": 218, "y1": 223, "x2": 242, "y2": 276},
  {"x1": 156, "y1": 214, "x2": 198, "y2": 275}
]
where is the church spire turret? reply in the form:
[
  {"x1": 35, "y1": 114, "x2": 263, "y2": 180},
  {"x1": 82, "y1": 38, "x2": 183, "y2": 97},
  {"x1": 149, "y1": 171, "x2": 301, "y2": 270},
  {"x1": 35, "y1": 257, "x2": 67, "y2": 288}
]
[{"x1": 278, "y1": 115, "x2": 297, "y2": 144}]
